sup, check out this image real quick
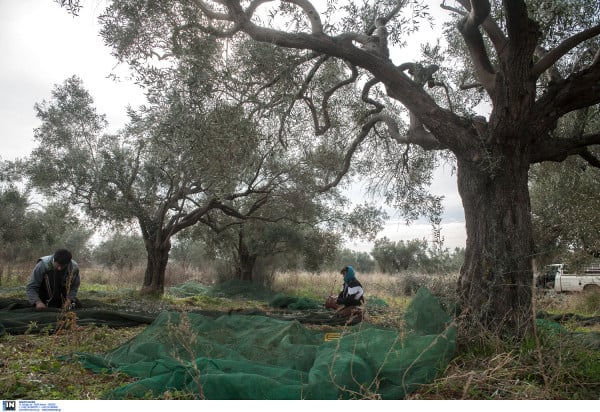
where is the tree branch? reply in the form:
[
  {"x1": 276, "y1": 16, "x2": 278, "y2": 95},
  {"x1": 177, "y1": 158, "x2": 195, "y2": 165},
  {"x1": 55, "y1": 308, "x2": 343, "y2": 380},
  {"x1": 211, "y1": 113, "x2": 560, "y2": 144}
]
[
  {"x1": 245, "y1": 0, "x2": 324, "y2": 34},
  {"x1": 316, "y1": 112, "x2": 445, "y2": 193},
  {"x1": 534, "y1": 46, "x2": 564, "y2": 84},
  {"x1": 459, "y1": 81, "x2": 483, "y2": 90},
  {"x1": 315, "y1": 123, "x2": 371, "y2": 193},
  {"x1": 361, "y1": 77, "x2": 385, "y2": 118},
  {"x1": 454, "y1": 0, "x2": 496, "y2": 94},
  {"x1": 220, "y1": 0, "x2": 472, "y2": 153},
  {"x1": 532, "y1": 24, "x2": 600, "y2": 80},
  {"x1": 533, "y1": 66, "x2": 600, "y2": 134},
  {"x1": 278, "y1": 54, "x2": 328, "y2": 146},
  {"x1": 592, "y1": 48, "x2": 600, "y2": 67},
  {"x1": 366, "y1": 0, "x2": 408, "y2": 34},
  {"x1": 530, "y1": 132, "x2": 600, "y2": 164},
  {"x1": 579, "y1": 148, "x2": 600, "y2": 169},
  {"x1": 402, "y1": 111, "x2": 444, "y2": 150},
  {"x1": 451, "y1": 0, "x2": 508, "y2": 56},
  {"x1": 503, "y1": 0, "x2": 531, "y2": 44},
  {"x1": 195, "y1": 0, "x2": 231, "y2": 20}
]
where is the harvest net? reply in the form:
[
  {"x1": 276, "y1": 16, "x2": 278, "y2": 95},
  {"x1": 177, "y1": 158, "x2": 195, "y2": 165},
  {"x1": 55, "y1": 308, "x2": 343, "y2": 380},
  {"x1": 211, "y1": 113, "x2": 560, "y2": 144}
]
[{"x1": 72, "y1": 287, "x2": 456, "y2": 399}]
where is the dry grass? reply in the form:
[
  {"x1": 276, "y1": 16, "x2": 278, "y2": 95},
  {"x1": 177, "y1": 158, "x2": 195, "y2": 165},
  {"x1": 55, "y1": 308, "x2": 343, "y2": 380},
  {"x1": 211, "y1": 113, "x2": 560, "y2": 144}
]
[{"x1": 272, "y1": 270, "x2": 458, "y2": 303}]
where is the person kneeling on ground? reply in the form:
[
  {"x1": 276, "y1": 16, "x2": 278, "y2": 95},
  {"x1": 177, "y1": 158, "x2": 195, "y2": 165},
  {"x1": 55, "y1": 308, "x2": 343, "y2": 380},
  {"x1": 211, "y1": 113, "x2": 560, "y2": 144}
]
[
  {"x1": 325, "y1": 265, "x2": 365, "y2": 322},
  {"x1": 26, "y1": 249, "x2": 81, "y2": 310}
]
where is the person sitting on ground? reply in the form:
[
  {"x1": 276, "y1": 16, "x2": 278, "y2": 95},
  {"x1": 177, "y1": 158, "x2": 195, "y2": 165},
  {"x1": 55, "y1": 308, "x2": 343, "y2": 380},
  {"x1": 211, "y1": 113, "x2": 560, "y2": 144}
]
[
  {"x1": 325, "y1": 265, "x2": 365, "y2": 321},
  {"x1": 26, "y1": 249, "x2": 81, "y2": 310}
]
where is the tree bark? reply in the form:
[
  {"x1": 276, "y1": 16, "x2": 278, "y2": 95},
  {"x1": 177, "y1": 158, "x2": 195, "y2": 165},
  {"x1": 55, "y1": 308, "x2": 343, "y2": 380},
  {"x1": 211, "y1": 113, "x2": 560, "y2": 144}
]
[
  {"x1": 140, "y1": 237, "x2": 171, "y2": 296},
  {"x1": 235, "y1": 229, "x2": 256, "y2": 282},
  {"x1": 456, "y1": 151, "x2": 535, "y2": 341}
]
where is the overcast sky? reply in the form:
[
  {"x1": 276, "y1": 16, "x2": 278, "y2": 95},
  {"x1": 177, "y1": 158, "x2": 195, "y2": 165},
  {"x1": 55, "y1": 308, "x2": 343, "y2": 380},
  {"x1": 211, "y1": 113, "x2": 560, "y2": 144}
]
[
  {"x1": 0, "y1": 0, "x2": 145, "y2": 160},
  {"x1": 0, "y1": 0, "x2": 466, "y2": 251}
]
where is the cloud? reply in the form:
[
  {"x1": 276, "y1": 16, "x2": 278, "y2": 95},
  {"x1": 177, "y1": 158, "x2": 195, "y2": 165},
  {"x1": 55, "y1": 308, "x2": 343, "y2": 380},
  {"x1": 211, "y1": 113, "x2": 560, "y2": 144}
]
[
  {"x1": 346, "y1": 220, "x2": 466, "y2": 253},
  {"x1": 0, "y1": 0, "x2": 145, "y2": 160}
]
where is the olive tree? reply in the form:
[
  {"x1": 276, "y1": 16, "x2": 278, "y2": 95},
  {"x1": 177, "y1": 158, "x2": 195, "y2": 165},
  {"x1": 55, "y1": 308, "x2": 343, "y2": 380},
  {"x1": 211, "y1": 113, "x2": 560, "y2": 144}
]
[
  {"x1": 1, "y1": 160, "x2": 92, "y2": 266},
  {"x1": 190, "y1": 195, "x2": 385, "y2": 281},
  {"x1": 530, "y1": 148, "x2": 600, "y2": 269},
  {"x1": 59, "y1": 0, "x2": 600, "y2": 340},
  {"x1": 28, "y1": 75, "x2": 289, "y2": 296}
]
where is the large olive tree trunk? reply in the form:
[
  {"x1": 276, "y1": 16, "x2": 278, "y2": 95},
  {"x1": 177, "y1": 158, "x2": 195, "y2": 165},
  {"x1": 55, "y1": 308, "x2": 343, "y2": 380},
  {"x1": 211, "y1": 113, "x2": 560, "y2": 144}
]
[
  {"x1": 235, "y1": 229, "x2": 257, "y2": 282},
  {"x1": 141, "y1": 236, "x2": 172, "y2": 297},
  {"x1": 456, "y1": 151, "x2": 535, "y2": 341}
]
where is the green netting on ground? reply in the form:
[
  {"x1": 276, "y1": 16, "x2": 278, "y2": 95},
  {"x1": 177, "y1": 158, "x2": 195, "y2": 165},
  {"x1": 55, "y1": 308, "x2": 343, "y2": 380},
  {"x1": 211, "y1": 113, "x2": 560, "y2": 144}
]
[
  {"x1": 167, "y1": 282, "x2": 213, "y2": 298},
  {"x1": 536, "y1": 318, "x2": 600, "y2": 349},
  {"x1": 168, "y1": 280, "x2": 278, "y2": 301},
  {"x1": 268, "y1": 293, "x2": 323, "y2": 310},
  {"x1": 72, "y1": 287, "x2": 456, "y2": 400},
  {"x1": 0, "y1": 298, "x2": 156, "y2": 335},
  {"x1": 366, "y1": 296, "x2": 389, "y2": 307},
  {"x1": 207, "y1": 280, "x2": 277, "y2": 300}
]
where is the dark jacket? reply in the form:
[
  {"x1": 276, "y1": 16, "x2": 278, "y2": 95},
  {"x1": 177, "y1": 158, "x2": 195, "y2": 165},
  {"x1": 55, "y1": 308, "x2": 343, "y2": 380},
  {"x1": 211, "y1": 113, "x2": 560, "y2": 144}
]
[
  {"x1": 337, "y1": 277, "x2": 365, "y2": 307},
  {"x1": 26, "y1": 255, "x2": 80, "y2": 308}
]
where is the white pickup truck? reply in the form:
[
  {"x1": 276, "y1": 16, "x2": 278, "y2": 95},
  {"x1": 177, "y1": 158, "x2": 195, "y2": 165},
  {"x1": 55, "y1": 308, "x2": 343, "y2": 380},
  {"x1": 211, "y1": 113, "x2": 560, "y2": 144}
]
[{"x1": 536, "y1": 263, "x2": 600, "y2": 292}]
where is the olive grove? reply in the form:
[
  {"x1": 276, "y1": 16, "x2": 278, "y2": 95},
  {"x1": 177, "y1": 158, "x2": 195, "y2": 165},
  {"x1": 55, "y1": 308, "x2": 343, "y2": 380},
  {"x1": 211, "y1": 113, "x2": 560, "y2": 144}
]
[{"x1": 56, "y1": 0, "x2": 600, "y2": 340}]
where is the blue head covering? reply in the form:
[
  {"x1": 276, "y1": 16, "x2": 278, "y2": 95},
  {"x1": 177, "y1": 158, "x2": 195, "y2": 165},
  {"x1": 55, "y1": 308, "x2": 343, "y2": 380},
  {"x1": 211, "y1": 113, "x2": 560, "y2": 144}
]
[{"x1": 344, "y1": 266, "x2": 356, "y2": 283}]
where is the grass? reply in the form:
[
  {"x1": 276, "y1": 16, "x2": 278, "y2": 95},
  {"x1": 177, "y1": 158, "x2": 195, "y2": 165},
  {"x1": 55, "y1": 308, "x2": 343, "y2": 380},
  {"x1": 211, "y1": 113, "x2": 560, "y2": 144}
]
[
  {"x1": 0, "y1": 325, "x2": 144, "y2": 399},
  {"x1": 1, "y1": 267, "x2": 599, "y2": 399}
]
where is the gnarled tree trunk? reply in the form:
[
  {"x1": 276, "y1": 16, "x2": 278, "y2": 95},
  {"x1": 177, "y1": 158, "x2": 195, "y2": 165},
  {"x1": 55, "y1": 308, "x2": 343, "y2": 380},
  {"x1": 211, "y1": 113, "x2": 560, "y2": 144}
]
[
  {"x1": 141, "y1": 236, "x2": 172, "y2": 297},
  {"x1": 235, "y1": 229, "x2": 257, "y2": 282},
  {"x1": 456, "y1": 150, "x2": 534, "y2": 341}
]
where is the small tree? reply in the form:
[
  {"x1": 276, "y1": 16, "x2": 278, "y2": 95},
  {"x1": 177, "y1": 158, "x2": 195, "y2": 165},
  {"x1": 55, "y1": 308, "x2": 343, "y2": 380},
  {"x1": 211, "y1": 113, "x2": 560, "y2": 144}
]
[
  {"x1": 92, "y1": 233, "x2": 147, "y2": 270},
  {"x1": 0, "y1": 163, "x2": 29, "y2": 265},
  {"x1": 371, "y1": 237, "x2": 429, "y2": 273},
  {"x1": 28, "y1": 76, "x2": 282, "y2": 295},
  {"x1": 332, "y1": 248, "x2": 377, "y2": 274},
  {"x1": 1, "y1": 159, "x2": 92, "y2": 267},
  {"x1": 187, "y1": 191, "x2": 385, "y2": 281}
]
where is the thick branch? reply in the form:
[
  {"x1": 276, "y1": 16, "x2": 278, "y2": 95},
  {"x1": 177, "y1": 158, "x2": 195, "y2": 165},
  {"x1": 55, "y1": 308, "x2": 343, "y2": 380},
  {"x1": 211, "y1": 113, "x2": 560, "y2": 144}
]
[
  {"x1": 459, "y1": 81, "x2": 483, "y2": 90},
  {"x1": 532, "y1": 24, "x2": 600, "y2": 79},
  {"x1": 316, "y1": 113, "x2": 445, "y2": 193},
  {"x1": 503, "y1": 0, "x2": 531, "y2": 44},
  {"x1": 455, "y1": 0, "x2": 496, "y2": 93},
  {"x1": 189, "y1": 1, "x2": 242, "y2": 36},
  {"x1": 223, "y1": 0, "x2": 471, "y2": 153},
  {"x1": 169, "y1": 197, "x2": 218, "y2": 233},
  {"x1": 195, "y1": 0, "x2": 231, "y2": 20},
  {"x1": 401, "y1": 112, "x2": 444, "y2": 150},
  {"x1": 451, "y1": 0, "x2": 507, "y2": 56},
  {"x1": 534, "y1": 46, "x2": 564, "y2": 84},
  {"x1": 593, "y1": 48, "x2": 600, "y2": 67},
  {"x1": 530, "y1": 132, "x2": 600, "y2": 164},
  {"x1": 246, "y1": 0, "x2": 324, "y2": 34},
  {"x1": 579, "y1": 148, "x2": 600, "y2": 168},
  {"x1": 533, "y1": 67, "x2": 600, "y2": 133}
]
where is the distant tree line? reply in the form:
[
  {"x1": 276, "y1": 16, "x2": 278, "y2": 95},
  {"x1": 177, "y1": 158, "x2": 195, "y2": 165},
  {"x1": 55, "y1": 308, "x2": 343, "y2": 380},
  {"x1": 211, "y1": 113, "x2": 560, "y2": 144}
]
[
  {"x1": 0, "y1": 163, "x2": 464, "y2": 282},
  {"x1": 4, "y1": 139, "x2": 596, "y2": 284}
]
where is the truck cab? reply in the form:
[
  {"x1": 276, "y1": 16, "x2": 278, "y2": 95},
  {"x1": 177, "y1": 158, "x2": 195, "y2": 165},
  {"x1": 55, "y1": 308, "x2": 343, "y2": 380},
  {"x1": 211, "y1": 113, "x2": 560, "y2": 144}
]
[
  {"x1": 536, "y1": 263, "x2": 600, "y2": 292},
  {"x1": 536, "y1": 263, "x2": 562, "y2": 289}
]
